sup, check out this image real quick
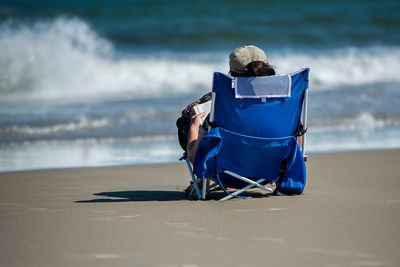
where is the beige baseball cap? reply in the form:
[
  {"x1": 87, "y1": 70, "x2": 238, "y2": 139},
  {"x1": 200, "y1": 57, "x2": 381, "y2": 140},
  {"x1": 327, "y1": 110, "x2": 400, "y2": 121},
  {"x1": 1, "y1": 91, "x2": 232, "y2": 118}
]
[{"x1": 229, "y1": 45, "x2": 269, "y2": 73}]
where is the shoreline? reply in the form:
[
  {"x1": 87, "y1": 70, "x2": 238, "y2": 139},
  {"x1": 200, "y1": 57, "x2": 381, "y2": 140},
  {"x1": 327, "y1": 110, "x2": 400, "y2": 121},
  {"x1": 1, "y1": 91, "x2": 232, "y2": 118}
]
[
  {"x1": 1, "y1": 149, "x2": 400, "y2": 266},
  {"x1": 2, "y1": 147, "x2": 400, "y2": 174}
]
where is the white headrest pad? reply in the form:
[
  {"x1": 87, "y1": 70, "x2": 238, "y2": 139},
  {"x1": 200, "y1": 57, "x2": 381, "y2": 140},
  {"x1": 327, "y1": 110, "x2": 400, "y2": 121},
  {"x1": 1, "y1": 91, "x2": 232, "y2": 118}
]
[{"x1": 233, "y1": 74, "x2": 291, "y2": 99}]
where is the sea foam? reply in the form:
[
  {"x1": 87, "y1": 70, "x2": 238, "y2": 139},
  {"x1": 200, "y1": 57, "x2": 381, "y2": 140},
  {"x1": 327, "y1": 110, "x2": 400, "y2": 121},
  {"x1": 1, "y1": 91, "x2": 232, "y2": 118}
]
[
  {"x1": 0, "y1": 17, "x2": 218, "y2": 101},
  {"x1": 275, "y1": 48, "x2": 400, "y2": 89},
  {"x1": 1, "y1": 17, "x2": 400, "y2": 102}
]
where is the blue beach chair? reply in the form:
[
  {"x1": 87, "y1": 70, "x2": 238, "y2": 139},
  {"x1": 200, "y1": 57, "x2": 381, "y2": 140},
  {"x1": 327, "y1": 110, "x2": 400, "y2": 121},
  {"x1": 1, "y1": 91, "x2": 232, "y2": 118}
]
[{"x1": 180, "y1": 68, "x2": 310, "y2": 200}]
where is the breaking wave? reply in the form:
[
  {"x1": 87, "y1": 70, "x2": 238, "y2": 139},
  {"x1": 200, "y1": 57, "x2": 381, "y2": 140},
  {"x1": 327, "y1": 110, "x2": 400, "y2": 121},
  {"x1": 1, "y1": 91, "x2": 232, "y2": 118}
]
[
  {"x1": 1, "y1": 17, "x2": 400, "y2": 102},
  {"x1": 274, "y1": 48, "x2": 400, "y2": 89},
  {"x1": 0, "y1": 17, "x2": 218, "y2": 101}
]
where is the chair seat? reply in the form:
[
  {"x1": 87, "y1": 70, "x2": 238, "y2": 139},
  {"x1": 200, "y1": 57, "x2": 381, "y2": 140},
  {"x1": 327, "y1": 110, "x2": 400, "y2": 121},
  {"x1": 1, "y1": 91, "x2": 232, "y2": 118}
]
[{"x1": 193, "y1": 127, "x2": 306, "y2": 195}]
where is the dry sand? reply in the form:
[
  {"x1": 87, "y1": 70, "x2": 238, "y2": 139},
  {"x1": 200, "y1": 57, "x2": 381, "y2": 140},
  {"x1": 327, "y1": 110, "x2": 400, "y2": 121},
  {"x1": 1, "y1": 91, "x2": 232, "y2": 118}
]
[{"x1": 0, "y1": 149, "x2": 399, "y2": 267}]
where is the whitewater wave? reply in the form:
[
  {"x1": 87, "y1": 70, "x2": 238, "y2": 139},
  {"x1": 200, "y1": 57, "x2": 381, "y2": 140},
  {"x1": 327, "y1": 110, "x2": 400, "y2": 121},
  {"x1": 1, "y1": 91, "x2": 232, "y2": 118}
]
[
  {"x1": 1, "y1": 17, "x2": 400, "y2": 101},
  {"x1": 0, "y1": 17, "x2": 219, "y2": 101},
  {"x1": 274, "y1": 48, "x2": 400, "y2": 89},
  {"x1": 1, "y1": 117, "x2": 110, "y2": 136},
  {"x1": 311, "y1": 112, "x2": 400, "y2": 133}
]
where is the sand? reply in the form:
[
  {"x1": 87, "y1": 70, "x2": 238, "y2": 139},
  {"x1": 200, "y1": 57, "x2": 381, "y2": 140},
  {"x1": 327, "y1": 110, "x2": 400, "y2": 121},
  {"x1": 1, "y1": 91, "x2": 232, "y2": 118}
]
[{"x1": 0, "y1": 149, "x2": 399, "y2": 267}]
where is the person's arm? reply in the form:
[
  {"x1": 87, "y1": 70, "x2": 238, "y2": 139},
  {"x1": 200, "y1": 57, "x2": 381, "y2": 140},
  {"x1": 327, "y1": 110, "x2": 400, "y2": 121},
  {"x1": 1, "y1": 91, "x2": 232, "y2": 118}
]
[
  {"x1": 297, "y1": 135, "x2": 303, "y2": 148},
  {"x1": 187, "y1": 112, "x2": 207, "y2": 164}
]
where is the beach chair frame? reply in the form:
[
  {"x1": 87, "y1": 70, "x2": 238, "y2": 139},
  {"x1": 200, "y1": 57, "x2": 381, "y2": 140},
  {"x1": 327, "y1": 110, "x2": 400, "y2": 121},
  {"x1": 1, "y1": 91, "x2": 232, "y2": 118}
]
[{"x1": 180, "y1": 70, "x2": 309, "y2": 200}]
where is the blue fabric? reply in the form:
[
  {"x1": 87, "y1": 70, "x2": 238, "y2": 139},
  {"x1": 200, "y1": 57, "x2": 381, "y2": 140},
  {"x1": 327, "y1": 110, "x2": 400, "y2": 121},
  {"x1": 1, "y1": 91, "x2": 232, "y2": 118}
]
[
  {"x1": 280, "y1": 144, "x2": 306, "y2": 195},
  {"x1": 212, "y1": 69, "x2": 309, "y2": 138},
  {"x1": 194, "y1": 69, "x2": 309, "y2": 195},
  {"x1": 194, "y1": 127, "x2": 306, "y2": 193}
]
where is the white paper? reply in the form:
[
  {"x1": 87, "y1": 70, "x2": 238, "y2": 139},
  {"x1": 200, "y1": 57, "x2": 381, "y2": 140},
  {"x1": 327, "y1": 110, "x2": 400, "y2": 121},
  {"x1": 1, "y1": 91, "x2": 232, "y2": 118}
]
[
  {"x1": 193, "y1": 100, "x2": 212, "y2": 124},
  {"x1": 193, "y1": 100, "x2": 212, "y2": 115}
]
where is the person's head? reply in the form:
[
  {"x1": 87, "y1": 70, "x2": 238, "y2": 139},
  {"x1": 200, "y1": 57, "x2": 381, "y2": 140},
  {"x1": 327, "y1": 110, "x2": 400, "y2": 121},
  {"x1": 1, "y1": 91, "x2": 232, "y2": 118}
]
[{"x1": 229, "y1": 45, "x2": 275, "y2": 77}]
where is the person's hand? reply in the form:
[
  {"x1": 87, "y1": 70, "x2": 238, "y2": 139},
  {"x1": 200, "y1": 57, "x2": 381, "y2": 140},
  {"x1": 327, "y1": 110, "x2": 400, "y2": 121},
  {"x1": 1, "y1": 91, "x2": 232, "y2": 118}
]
[{"x1": 190, "y1": 112, "x2": 207, "y2": 127}]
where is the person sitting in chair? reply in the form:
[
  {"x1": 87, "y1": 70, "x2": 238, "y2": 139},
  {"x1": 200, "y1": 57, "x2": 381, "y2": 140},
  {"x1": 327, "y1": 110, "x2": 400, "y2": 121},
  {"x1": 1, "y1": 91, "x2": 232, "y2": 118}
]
[{"x1": 182, "y1": 45, "x2": 276, "y2": 164}]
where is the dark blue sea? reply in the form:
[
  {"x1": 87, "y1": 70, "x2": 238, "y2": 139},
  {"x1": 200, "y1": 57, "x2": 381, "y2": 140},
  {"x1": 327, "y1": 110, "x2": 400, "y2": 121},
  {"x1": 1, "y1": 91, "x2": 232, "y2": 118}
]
[{"x1": 1, "y1": 0, "x2": 400, "y2": 172}]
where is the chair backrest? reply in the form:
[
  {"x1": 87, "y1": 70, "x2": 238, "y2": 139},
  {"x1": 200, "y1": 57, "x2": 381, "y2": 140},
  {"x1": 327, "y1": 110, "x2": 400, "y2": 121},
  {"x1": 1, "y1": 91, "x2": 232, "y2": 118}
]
[
  {"x1": 194, "y1": 69, "x2": 310, "y2": 192},
  {"x1": 210, "y1": 68, "x2": 310, "y2": 138}
]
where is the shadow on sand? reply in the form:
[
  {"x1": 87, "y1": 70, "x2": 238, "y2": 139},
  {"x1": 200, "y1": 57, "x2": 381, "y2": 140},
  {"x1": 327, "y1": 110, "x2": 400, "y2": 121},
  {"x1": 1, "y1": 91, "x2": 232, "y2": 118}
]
[
  {"x1": 75, "y1": 189, "x2": 272, "y2": 203},
  {"x1": 75, "y1": 190, "x2": 187, "y2": 203}
]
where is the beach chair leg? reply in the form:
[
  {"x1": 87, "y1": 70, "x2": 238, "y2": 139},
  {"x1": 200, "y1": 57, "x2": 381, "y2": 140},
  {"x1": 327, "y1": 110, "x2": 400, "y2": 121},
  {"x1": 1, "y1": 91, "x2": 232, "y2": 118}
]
[
  {"x1": 180, "y1": 155, "x2": 202, "y2": 199},
  {"x1": 191, "y1": 177, "x2": 202, "y2": 200},
  {"x1": 301, "y1": 89, "x2": 309, "y2": 158},
  {"x1": 219, "y1": 178, "x2": 265, "y2": 201},
  {"x1": 189, "y1": 178, "x2": 219, "y2": 200},
  {"x1": 207, "y1": 180, "x2": 219, "y2": 192},
  {"x1": 219, "y1": 183, "x2": 254, "y2": 201},
  {"x1": 202, "y1": 179, "x2": 207, "y2": 199},
  {"x1": 218, "y1": 171, "x2": 275, "y2": 201},
  {"x1": 223, "y1": 171, "x2": 273, "y2": 193},
  {"x1": 188, "y1": 179, "x2": 200, "y2": 198}
]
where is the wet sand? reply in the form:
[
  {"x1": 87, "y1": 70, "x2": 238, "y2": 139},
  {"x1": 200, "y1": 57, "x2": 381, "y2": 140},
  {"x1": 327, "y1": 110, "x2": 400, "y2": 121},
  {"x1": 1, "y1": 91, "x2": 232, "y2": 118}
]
[{"x1": 0, "y1": 149, "x2": 399, "y2": 266}]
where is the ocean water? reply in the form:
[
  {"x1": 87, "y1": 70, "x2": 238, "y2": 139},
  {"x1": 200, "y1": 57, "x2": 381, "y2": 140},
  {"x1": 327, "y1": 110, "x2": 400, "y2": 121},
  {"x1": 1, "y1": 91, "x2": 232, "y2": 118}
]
[{"x1": 1, "y1": 0, "x2": 400, "y2": 172}]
